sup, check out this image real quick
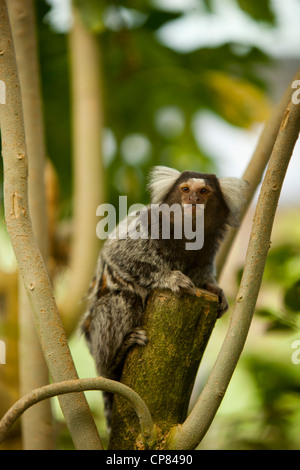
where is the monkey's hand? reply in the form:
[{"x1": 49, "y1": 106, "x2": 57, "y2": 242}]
[
  {"x1": 161, "y1": 270, "x2": 196, "y2": 296},
  {"x1": 204, "y1": 282, "x2": 229, "y2": 317}
]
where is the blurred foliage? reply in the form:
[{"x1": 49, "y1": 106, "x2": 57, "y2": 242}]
[
  {"x1": 225, "y1": 236, "x2": 300, "y2": 450},
  {"x1": 210, "y1": 355, "x2": 300, "y2": 450},
  {"x1": 256, "y1": 242, "x2": 300, "y2": 331},
  {"x1": 236, "y1": 239, "x2": 300, "y2": 332},
  {"x1": 35, "y1": 1, "x2": 72, "y2": 214},
  {"x1": 237, "y1": 0, "x2": 276, "y2": 25},
  {"x1": 243, "y1": 356, "x2": 300, "y2": 450},
  {"x1": 3, "y1": 0, "x2": 299, "y2": 450},
  {"x1": 34, "y1": 0, "x2": 274, "y2": 215}
]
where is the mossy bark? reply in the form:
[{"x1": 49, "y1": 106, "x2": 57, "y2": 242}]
[{"x1": 109, "y1": 288, "x2": 218, "y2": 450}]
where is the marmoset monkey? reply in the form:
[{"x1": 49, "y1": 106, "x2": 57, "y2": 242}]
[{"x1": 81, "y1": 166, "x2": 248, "y2": 427}]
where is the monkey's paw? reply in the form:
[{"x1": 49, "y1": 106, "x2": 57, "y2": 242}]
[
  {"x1": 204, "y1": 282, "x2": 229, "y2": 317},
  {"x1": 128, "y1": 327, "x2": 149, "y2": 347},
  {"x1": 112, "y1": 328, "x2": 148, "y2": 370},
  {"x1": 166, "y1": 271, "x2": 197, "y2": 296}
]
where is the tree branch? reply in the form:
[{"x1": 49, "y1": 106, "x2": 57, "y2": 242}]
[
  {"x1": 216, "y1": 68, "x2": 300, "y2": 278},
  {"x1": 0, "y1": 378, "x2": 154, "y2": 446},
  {"x1": 58, "y1": 7, "x2": 105, "y2": 336},
  {"x1": 0, "y1": 0, "x2": 102, "y2": 450},
  {"x1": 7, "y1": 0, "x2": 54, "y2": 449},
  {"x1": 167, "y1": 84, "x2": 300, "y2": 450}
]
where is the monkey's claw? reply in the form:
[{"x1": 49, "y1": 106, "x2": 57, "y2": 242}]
[
  {"x1": 204, "y1": 282, "x2": 229, "y2": 317},
  {"x1": 167, "y1": 270, "x2": 197, "y2": 295},
  {"x1": 129, "y1": 327, "x2": 149, "y2": 346}
]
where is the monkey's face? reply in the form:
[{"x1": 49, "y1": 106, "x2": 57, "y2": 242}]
[
  {"x1": 178, "y1": 179, "x2": 213, "y2": 208},
  {"x1": 161, "y1": 171, "x2": 231, "y2": 232},
  {"x1": 177, "y1": 179, "x2": 213, "y2": 223},
  {"x1": 176, "y1": 177, "x2": 229, "y2": 231},
  {"x1": 149, "y1": 166, "x2": 247, "y2": 232}
]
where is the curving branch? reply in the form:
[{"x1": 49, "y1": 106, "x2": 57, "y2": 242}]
[
  {"x1": 216, "y1": 68, "x2": 300, "y2": 277},
  {"x1": 0, "y1": 378, "x2": 154, "y2": 445},
  {"x1": 167, "y1": 83, "x2": 300, "y2": 450},
  {"x1": 0, "y1": 0, "x2": 102, "y2": 450}
]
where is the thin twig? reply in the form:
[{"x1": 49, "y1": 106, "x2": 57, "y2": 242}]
[
  {"x1": 0, "y1": 378, "x2": 154, "y2": 445},
  {"x1": 167, "y1": 85, "x2": 300, "y2": 450}
]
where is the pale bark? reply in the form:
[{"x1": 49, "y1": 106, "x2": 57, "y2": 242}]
[
  {"x1": 7, "y1": 0, "x2": 54, "y2": 449},
  {"x1": 0, "y1": 0, "x2": 102, "y2": 450},
  {"x1": 59, "y1": 7, "x2": 105, "y2": 336},
  {"x1": 167, "y1": 85, "x2": 300, "y2": 450}
]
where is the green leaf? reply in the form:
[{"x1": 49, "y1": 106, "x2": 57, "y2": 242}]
[
  {"x1": 284, "y1": 280, "x2": 300, "y2": 312},
  {"x1": 143, "y1": 11, "x2": 183, "y2": 31},
  {"x1": 73, "y1": 0, "x2": 106, "y2": 33},
  {"x1": 255, "y1": 308, "x2": 297, "y2": 331},
  {"x1": 236, "y1": 0, "x2": 276, "y2": 25}
]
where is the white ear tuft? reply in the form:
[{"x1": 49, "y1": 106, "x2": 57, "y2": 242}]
[
  {"x1": 147, "y1": 166, "x2": 181, "y2": 204},
  {"x1": 219, "y1": 177, "x2": 249, "y2": 227}
]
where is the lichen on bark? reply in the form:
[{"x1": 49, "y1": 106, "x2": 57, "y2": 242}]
[{"x1": 109, "y1": 288, "x2": 218, "y2": 450}]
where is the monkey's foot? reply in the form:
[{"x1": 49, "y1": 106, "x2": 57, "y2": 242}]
[
  {"x1": 166, "y1": 270, "x2": 197, "y2": 296},
  {"x1": 112, "y1": 328, "x2": 148, "y2": 371},
  {"x1": 204, "y1": 282, "x2": 229, "y2": 317},
  {"x1": 126, "y1": 327, "x2": 149, "y2": 347}
]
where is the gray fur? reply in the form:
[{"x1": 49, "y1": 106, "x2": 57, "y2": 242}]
[{"x1": 81, "y1": 166, "x2": 248, "y2": 428}]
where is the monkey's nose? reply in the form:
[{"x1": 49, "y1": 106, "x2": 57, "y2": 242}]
[{"x1": 189, "y1": 192, "x2": 200, "y2": 203}]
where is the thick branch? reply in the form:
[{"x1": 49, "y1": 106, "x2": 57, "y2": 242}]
[
  {"x1": 168, "y1": 87, "x2": 300, "y2": 450},
  {"x1": 0, "y1": 0, "x2": 102, "y2": 450},
  {"x1": 216, "y1": 68, "x2": 300, "y2": 277},
  {"x1": 7, "y1": 0, "x2": 54, "y2": 449},
  {"x1": 0, "y1": 378, "x2": 154, "y2": 445},
  {"x1": 109, "y1": 288, "x2": 219, "y2": 450}
]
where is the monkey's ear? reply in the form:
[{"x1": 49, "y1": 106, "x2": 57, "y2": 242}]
[
  {"x1": 147, "y1": 166, "x2": 181, "y2": 203},
  {"x1": 219, "y1": 177, "x2": 249, "y2": 227}
]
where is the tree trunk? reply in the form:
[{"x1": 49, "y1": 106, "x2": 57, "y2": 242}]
[
  {"x1": 0, "y1": 0, "x2": 102, "y2": 450},
  {"x1": 59, "y1": 7, "x2": 105, "y2": 336},
  {"x1": 7, "y1": 0, "x2": 54, "y2": 449},
  {"x1": 109, "y1": 288, "x2": 218, "y2": 450}
]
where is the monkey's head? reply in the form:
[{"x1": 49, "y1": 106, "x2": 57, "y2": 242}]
[{"x1": 147, "y1": 166, "x2": 249, "y2": 231}]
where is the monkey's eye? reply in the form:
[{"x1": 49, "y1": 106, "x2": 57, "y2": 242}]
[
  {"x1": 200, "y1": 188, "x2": 210, "y2": 195},
  {"x1": 181, "y1": 187, "x2": 189, "y2": 193}
]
